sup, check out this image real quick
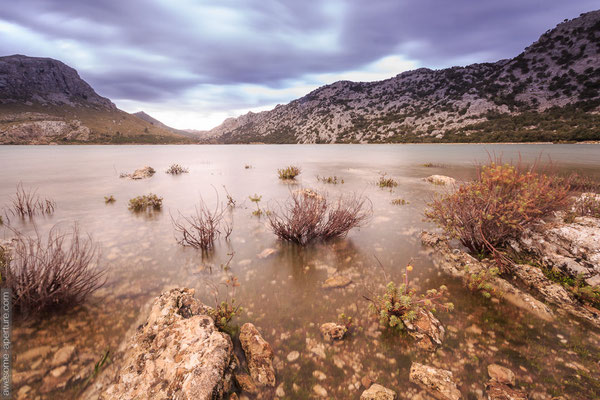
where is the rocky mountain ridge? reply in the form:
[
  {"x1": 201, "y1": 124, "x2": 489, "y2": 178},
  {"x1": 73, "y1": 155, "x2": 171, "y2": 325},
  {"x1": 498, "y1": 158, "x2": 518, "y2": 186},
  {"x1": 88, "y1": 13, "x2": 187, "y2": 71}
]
[
  {"x1": 0, "y1": 55, "x2": 193, "y2": 144},
  {"x1": 209, "y1": 10, "x2": 600, "y2": 144}
]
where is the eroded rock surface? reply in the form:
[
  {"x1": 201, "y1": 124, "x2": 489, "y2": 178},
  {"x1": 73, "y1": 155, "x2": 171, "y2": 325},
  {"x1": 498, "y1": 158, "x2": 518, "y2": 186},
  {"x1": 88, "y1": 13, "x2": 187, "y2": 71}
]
[
  {"x1": 409, "y1": 362, "x2": 461, "y2": 400},
  {"x1": 320, "y1": 322, "x2": 347, "y2": 341},
  {"x1": 121, "y1": 166, "x2": 156, "y2": 180},
  {"x1": 360, "y1": 383, "x2": 397, "y2": 400},
  {"x1": 425, "y1": 175, "x2": 456, "y2": 186},
  {"x1": 85, "y1": 288, "x2": 235, "y2": 400},
  {"x1": 404, "y1": 309, "x2": 445, "y2": 351},
  {"x1": 239, "y1": 323, "x2": 276, "y2": 387}
]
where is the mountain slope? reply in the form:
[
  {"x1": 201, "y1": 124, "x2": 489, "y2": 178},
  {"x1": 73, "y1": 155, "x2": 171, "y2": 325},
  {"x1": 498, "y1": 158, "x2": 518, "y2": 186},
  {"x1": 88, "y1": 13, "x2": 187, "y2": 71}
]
[
  {"x1": 209, "y1": 10, "x2": 600, "y2": 144},
  {"x1": 133, "y1": 111, "x2": 200, "y2": 140},
  {"x1": 0, "y1": 55, "x2": 193, "y2": 144}
]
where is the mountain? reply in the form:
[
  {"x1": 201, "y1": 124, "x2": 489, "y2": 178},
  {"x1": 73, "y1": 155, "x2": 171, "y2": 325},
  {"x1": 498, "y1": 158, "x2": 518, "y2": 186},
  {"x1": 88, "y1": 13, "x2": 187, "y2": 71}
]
[
  {"x1": 0, "y1": 55, "x2": 193, "y2": 144},
  {"x1": 132, "y1": 111, "x2": 201, "y2": 140},
  {"x1": 209, "y1": 10, "x2": 600, "y2": 144}
]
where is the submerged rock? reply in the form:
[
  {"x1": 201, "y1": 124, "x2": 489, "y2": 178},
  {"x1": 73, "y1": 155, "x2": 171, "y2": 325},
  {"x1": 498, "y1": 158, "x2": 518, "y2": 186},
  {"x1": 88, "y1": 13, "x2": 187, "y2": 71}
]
[
  {"x1": 486, "y1": 380, "x2": 527, "y2": 400},
  {"x1": 487, "y1": 364, "x2": 515, "y2": 386},
  {"x1": 88, "y1": 288, "x2": 235, "y2": 400},
  {"x1": 322, "y1": 275, "x2": 352, "y2": 289},
  {"x1": 360, "y1": 383, "x2": 397, "y2": 400},
  {"x1": 424, "y1": 175, "x2": 456, "y2": 186},
  {"x1": 239, "y1": 323, "x2": 276, "y2": 387},
  {"x1": 409, "y1": 362, "x2": 461, "y2": 400},
  {"x1": 320, "y1": 322, "x2": 347, "y2": 341}
]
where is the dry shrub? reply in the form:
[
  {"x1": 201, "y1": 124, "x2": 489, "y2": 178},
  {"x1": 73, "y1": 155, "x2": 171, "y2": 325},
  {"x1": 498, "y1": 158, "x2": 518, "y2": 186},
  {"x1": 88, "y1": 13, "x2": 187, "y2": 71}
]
[
  {"x1": 166, "y1": 164, "x2": 189, "y2": 175},
  {"x1": 425, "y1": 162, "x2": 571, "y2": 255},
  {"x1": 377, "y1": 173, "x2": 398, "y2": 188},
  {"x1": 128, "y1": 194, "x2": 163, "y2": 212},
  {"x1": 172, "y1": 200, "x2": 231, "y2": 250},
  {"x1": 10, "y1": 183, "x2": 56, "y2": 218},
  {"x1": 268, "y1": 189, "x2": 371, "y2": 245},
  {"x1": 3, "y1": 225, "x2": 105, "y2": 316}
]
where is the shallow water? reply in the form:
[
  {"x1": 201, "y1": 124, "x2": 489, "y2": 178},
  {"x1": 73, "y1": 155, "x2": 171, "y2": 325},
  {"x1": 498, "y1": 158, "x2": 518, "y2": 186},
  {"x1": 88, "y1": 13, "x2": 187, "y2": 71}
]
[{"x1": 1, "y1": 144, "x2": 599, "y2": 399}]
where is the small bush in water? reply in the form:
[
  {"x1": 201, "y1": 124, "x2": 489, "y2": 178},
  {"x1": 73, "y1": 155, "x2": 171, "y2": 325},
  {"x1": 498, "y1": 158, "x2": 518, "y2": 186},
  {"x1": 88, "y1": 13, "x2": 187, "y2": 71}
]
[
  {"x1": 367, "y1": 264, "x2": 453, "y2": 332},
  {"x1": 104, "y1": 195, "x2": 116, "y2": 204},
  {"x1": 377, "y1": 173, "x2": 398, "y2": 188},
  {"x1": 278, "y1": 166, "x2": 301, "y2": 180},
  {"x1": 128, "y1": 194, "x2": 163, "y2": 212},
  {"x1": 166, "y1": 164, "x2": 189, "y2": 175}
]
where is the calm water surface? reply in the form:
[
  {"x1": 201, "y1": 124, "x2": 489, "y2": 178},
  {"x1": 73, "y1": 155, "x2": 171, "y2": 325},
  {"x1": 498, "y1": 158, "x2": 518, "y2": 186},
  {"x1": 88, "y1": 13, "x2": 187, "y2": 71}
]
[{"x1": 1, "y1": 144, "x2": 599, "y2": 399}]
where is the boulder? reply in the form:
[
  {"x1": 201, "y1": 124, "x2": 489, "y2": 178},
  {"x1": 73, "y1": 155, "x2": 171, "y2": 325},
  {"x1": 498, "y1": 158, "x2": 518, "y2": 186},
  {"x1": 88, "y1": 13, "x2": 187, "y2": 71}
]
[
  {"x1": 360, "y1": 383, "x2": 397, "y2": 400},
  {"x1": 121, "y1": 166, "x2": 156, "y2": 180},
  {"x1": 97, "y1": 288, "x2": 235, "y2": 400},
  {"x1": 239, "y1": 323, "x2": 276, "y2": 387},
  {"x1": 320, "y1": 322, "x2": 347, "y2": 341},
  {"x1": 409, "y1": 362, "x2": 461, "y2": 400},
  {"x1": 322, "y1": 275, "x2": 352, "y2": 289}
]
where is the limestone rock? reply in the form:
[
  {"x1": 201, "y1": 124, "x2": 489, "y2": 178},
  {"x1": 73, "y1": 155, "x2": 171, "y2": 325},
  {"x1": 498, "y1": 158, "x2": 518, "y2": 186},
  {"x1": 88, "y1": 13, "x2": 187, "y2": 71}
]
[
  {"x1": 97, "y1": 288, "x2": 235, "y2": 400},
  {"x1": 234, "y1": 372, "x2": 258, "y2": 394},
  {"x1": 123, "y1": 166, "x2": 156, "y2": 180},
  {"x1": 51, "y1": 345, "x2": 76, "y2": 367},
  {"x1": 404, "y1": 309, "x2": 445, "y2": 351},
  {"x1": 320, "y1": 322, "x2": 347, "y2": 341},
  {"x1": 409, "y1": 362, "x2": 461, "y2": 400},
  {"x1": 486, "y1": 381, "x2": 527, "y2": 400},
  {"x1": 239, "y1": 323, "x2": 276, "y2": 387},
  {"x1": 322, "y1": 275, "x2": 352, "y2": 289},
  {"x1": 487, "y1": 364, "x2": 515, "y2": 386},
  {"x1": 425, "y1": 175, "x2": 456, "y2": 186},
  {"x1": 360, "y1": 383, "x2": 397, "y2": 400}
]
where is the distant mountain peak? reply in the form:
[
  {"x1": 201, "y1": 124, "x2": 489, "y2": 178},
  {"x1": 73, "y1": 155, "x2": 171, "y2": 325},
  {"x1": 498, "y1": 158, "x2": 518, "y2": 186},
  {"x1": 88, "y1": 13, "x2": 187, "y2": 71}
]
[{"x1": 0, "y1": 54, "x2": 115, "y2": 110}]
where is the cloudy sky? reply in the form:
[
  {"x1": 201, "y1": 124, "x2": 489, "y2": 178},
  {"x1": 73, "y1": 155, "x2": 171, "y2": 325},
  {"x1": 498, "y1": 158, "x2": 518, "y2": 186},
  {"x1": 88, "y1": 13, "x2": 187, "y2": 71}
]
[{"x1": 0, "y1": 1, "x2": 597, "y2": 130}]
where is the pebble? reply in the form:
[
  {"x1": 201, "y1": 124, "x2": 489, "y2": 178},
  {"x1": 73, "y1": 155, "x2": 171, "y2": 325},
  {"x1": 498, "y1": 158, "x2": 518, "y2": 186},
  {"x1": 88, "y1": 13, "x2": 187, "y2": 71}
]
[
  {"x1": 287, "y1": 351, "x2": 300, "y2": 362},
  {"x1": 313, "y1": 370, "x2": 327, "y2": 381},
  {"x1": 313, "y1": 384, "x2": 328, "y2": 397}
]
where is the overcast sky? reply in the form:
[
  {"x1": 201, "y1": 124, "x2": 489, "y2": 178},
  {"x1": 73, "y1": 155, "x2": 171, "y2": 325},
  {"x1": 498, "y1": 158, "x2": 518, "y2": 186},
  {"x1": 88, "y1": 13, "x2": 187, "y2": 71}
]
[{"x1": 0, "y1": 1, "x2": 597, "y2": 130}]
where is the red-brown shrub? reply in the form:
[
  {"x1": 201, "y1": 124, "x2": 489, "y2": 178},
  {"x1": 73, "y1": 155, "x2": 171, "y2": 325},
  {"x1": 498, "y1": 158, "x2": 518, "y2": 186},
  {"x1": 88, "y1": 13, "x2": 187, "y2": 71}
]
[{"x1": 425, "y1": 162, "x2": 571, "y2": 254}]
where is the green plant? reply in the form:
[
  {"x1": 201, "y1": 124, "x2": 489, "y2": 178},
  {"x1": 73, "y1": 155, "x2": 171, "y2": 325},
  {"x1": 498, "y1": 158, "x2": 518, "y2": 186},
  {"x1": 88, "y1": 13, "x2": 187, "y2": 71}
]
[
  {"x1": 128, "y1": 194, "x2": 163, "y2": 212},
  {"x1": 104, "y1": 195, "x2": 116, "y2": 204},
  {"x1": 464, "y1": 266, "x2": 501, "y2": 299},
  {"x1": 206, "y1": 272, "x2": 243, "y2": 331},
  {"x1": 367, "y1": 264, "x2": 453, "y2": 332},
  {"x1": 425, "y1": 162, "x2": 570, "y2": 256},
  {"x1": 249, "y1": 194, "x2": 263, "y2": 216},
  {"x1": 391, "y1": 198, "x2": 408, "y2": 205},
  {"x1": 377, "y1": 173, "x2": 398, "y2": 188},
  {"x1": 80, "y1": 349, "x2": 111, "y2": 391},
  {"x1": 338, "y1": 312, "x2": 353, "y2": 333},
  {"x1": 278, "y1": 165, "x2": 301, "y2": 180},
  {"x1": 223, "y1": 186, "x2": 236, "y2": 208},
  {"x1": 317, "y1": 175, "x2": 344, "y2": 184}
]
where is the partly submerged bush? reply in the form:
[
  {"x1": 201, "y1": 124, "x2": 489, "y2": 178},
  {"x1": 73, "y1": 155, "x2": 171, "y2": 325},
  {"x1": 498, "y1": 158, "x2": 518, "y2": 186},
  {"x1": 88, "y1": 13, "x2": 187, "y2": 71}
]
[
  {"x1": 104, "y1": 195, "x2": 116, "y2": 204},
  {"x1": 3, "y1": 225, "x2": 105, "y2": 315},
  {"x1": 367, "y1": 265, "x2": 453, "y2": 332},
  {"x1": 377, "y1": 173, "x2": 398, "y2": 188},
  {"x1": 464, "y1": 266, "x2": 501, "y2": 299},
  {"x1": 172, "y1": 200, "x2": 231, "y2": 250},
  {"x1": 278, "y1": 166, "x2": 301, "y2": 180},
  {"x1": 128, "y1": 194, "x2": 163, "y2": 212},
  {"x1": 166, "y1": 164, "x2": 189, "y2": 175},
  {"x1": 249, "y1": 194, "x2": 264, "y2": 217},
  {"x1": 10, "y1": 183, "x2": 55, "y2": 218},
  {"x1": 425, "y1": 162, "x2": 570, "y2": 255},
  {"x1": 317, "y1": 175, "x2": 344, "y2": 184},
  {"x1": 268, "y1": 189, "x2": 371, "y2": 245},
  {"x1": 391, "y1": 198, "x2": 408, "y2": 205}
]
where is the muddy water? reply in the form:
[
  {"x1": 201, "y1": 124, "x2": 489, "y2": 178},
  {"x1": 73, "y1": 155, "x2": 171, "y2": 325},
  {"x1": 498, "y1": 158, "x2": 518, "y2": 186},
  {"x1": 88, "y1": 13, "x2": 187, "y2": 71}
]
[{"x1": 1, "y1": 144, "x2": 599, "y2": 399}]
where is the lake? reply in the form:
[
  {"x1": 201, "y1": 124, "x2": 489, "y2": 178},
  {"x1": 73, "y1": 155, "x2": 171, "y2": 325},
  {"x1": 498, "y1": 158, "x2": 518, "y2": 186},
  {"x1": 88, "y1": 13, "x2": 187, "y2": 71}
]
[{"x1": 1, "y1": 144, "x2": 599, "y2": 399}]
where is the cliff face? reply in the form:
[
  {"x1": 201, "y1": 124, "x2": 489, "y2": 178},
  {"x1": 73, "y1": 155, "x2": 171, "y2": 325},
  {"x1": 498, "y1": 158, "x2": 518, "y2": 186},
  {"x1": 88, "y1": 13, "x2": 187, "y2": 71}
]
[
  {"x1": 0, "y1": 54, "x2": 115, "y2": 109},
  {"x1": 209, "y1": 10, "x2": 600, "y2": 143},
  {"x1": 0, "y1": 55, "x2": 192, "y2": 144}
]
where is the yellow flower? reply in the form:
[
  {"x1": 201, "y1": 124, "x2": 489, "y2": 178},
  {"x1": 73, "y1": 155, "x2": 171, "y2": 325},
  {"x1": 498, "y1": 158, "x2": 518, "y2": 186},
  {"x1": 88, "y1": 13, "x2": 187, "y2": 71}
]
[{"x1": 406, "y1": 265, "x2": 413, "y2": 272}]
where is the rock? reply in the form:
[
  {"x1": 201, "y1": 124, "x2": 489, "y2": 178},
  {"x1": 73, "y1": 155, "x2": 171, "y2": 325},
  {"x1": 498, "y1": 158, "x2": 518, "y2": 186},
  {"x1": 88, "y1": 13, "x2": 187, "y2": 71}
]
[
  {"x1": 239, "y1": 323, "x2": 276, "y2": 387},
  {"x1": 313, "y1": 370, "x2": 327, "y2": 381},
  {"x1": 320, "y1": 322, "x2": 347, "y2": 341},
  {"x1": 50, "y1": 365, "x2": 67, "y2": 377},
  {"x1": 409, "y1": 362, "x2": 461, "y2": 400},
  {"x1": 286, "y1": 350, "x2": 300, "y2": 362},
  {"x1": 126, "y1": 166, "x2": 156, "y2": 180},
  {"x1": 322, "y1": 275, "x2": 352, "y2": 289},
  {"x1": 12, "y1": 369, "x2": 45, "y2": 387},
  {"x1": 360, "y1": 383, "x2": 397, "y2": 400},
  {"x1": 234, "y1": 372, "x2": 258, "y2": 394},
  {"x1": 257, "y1": 248, "x2": 277, "y2": 259},
  {"x1": 361, "y1": 375, "x2": 373, "y2": 388},
  {"x1": 18, "y1": 345, "x2": 52, "y2": 363},
  {"x1": 425, "y1": 175, "x2": 456, "y2": 186},
  {"x1": 276, "y1": 383, "x2": 285, "y2": 397},
  {"x1": 403, "y1": 309, "x2": 445, "y2": 351},
  {"x1": 16, "y1": 385, "x2": 31, "y2": 400},
  {"x1": 486, "y1": 380, "x2": 527, "y2": 400},
  {"x1": 313, "y1": 384, "x2": 328, "y2": 397},
  {"x1": 96, "y1": 288, "x2": 235, "y2": 400},
  {"x1": 487, "y1": 364, "x2": 516, "y2": 386},
  {"x1": 51, "y1": 345, "x2": 76, "y2": 367}
]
